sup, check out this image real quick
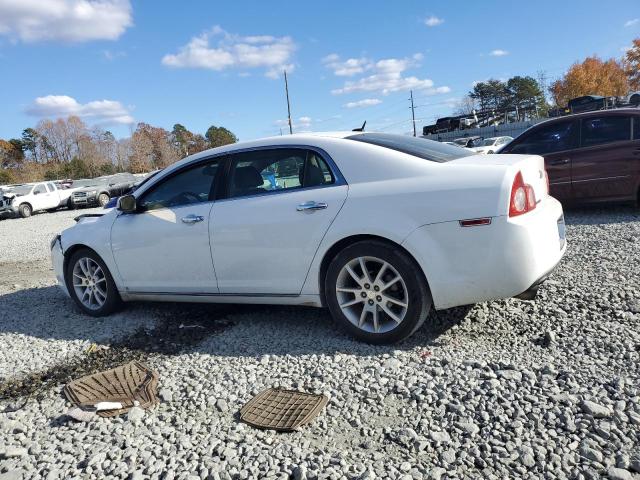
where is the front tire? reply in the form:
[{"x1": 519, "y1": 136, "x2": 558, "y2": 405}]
[
  {"x1": 18, "y1": 204, "x2": 32, "y2": 218},
  {"x1": 97, "y1": 193, "x2": 110, "y2": 207},
  {"x1": 65, "y1": 249, "x2": 122, "y2": 316},
  {"x1": 325, "y1": 240, "x2": 432, "y2": 344}
]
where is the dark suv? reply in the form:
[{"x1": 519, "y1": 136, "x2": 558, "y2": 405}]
[{"x1": 499, "y1": 109, "x2": 640, "y2": 205}]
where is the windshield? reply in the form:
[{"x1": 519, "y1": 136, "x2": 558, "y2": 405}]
[
  {"x1": 7, "y1": 185, "x2": 32, "y2": 196},
  {"x1": 347, "y1": 133, "x2": 473, "y2": 162},
  {"x1": 72, "y1": 179, "x2": 100, "y2": 188},
  {"x1": 483, "y1": 138, "x2": 499, "y2": 146}
]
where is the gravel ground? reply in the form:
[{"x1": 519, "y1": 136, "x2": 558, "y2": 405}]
[{"x1": 0, "y1": 206, "x2": 639, "y2": 480}]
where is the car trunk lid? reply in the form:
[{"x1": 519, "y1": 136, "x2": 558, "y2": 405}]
[{"x1": 449, "y1": 153, "x2": 548, "y2": 209}]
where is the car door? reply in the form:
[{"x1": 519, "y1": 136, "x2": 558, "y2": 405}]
[
  {"x1": 46, "y1": 182, "x2": 61, "y2": 207},
  {"x1": 571, "y1": 113, "x2": 636, "y2": 202},
  {"x1": 31, "y1": 183, "x2": 51, "y2": 210},
  {"x1": 501, "y1": 119, "x2": 578, "y2": 202},
  {"x1": 211, "y1": 147, "x2": 348, "y2": 295},
  {"x1": 110, "y1": 158, "x2": 222, "y2": 294}
]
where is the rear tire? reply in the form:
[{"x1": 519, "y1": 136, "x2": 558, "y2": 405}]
[
  {"x1": 18, "y1": 204, "x2": 32, "y2": 218},
  {"x1": 65, "y1": 249, "x2": 122, "y2": 316},
  {"x1": 325, "y1": 240, "x2": 432, "y2": 344}
]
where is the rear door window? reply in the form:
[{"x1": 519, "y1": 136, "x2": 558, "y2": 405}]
[
  {"x1": 633, "y1": 116, "x2": 640, "y2": 140},
  {"x1": 581, "y1": 115, "x2": 631, "y2": 147},
  {"x1": 507, "y1": 120, "x2": 578, "y2": 155},
  {"x1": 226, "y1": 149, "x2": 335, "y2": 199}
]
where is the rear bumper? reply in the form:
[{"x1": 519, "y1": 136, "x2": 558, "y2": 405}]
[
  {"x1": 402, "y1": 197, "x2": 566, "y2": 309},
  {"x1": 51, "y1": 236, "x2": 70, "y2": 297}
]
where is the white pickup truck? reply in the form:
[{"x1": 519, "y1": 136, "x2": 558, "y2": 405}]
[{"x1": 0, "y1": 181, "x2": 75, "y2": 218}]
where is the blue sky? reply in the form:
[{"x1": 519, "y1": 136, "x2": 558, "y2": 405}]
[{"x1": 0, "y1": 0, "x2": 638, "y2": 141}]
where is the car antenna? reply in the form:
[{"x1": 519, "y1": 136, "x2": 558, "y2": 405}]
[{"x1": 352, "y1": 121, "x2": 366, "y2": 132}]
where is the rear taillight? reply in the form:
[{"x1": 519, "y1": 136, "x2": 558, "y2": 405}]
[{"x1": 509, "y1": 171, "x2": 536, "y2": 217}]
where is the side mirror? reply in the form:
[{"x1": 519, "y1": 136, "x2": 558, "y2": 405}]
[{"x1": 117, "y1": 194, "x2": 137, "y2": 213}]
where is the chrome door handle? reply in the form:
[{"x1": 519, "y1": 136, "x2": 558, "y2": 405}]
[
  {"x1": 297, "y1": 201, "x2": 328, "y2": 212},
  {"x1": 181, "y1": 214, "x2": 204, "y2": 224},
  {"x1": 548, "y1": 158, "x2": 570, "y2": 166}
]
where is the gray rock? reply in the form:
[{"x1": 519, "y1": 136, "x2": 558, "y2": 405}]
[
  {"x1": 292, "y1": 465, "x2": 307, "y2": 480},
  {"x1": 0, "y1": 471, "x2": 23, "y2": 480},
  {"x1": 159, "y1": 388, "x2": 173, "y2": 402},
  {"x1": 127, "y1": 406, "x2": 145, "y2": 423},
  {"x1": 215, "y1": 399, "x2": 229, "y2": 412},
  {"x1": 498, "y1": 369, "x2": 523, "y2": 382},
  {"x1": 428, "y1": 467, "x2": 446, "y2": 480},
  {"x1": 542, "y1": 330, "x2": 556, "y2": 346},
  {"x1": 0, "y1": 447, "x2": 28, "y2": 459},
  {"x1": 581, "y1": 400, "x2": 613, "y2": 418},
  {"x1": 521, "y1": 453, "x2": 535, "y2": 468},
  {"x1": 579, "y1": 444, "x2": 603, "y2": 463},
  {"x1": 607, "y1": 467, "x2": 633, "y2": 480},
  {"x1": 429, "y1": 431, "x2": 451, "y2": 443}
]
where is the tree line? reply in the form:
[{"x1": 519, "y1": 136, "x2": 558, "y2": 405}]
[
  {"x1": 0, "y1": 119, "x2": 238, "y2": 184},
  {"x1": 456, "y1": 37, "x2": 639, "y2": 117}
]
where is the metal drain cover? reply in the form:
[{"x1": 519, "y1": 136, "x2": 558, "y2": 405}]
[{"x1": 239, "y1": 388, "x2": 328, "y2": 431}]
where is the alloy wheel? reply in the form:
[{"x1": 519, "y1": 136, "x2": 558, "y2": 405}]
[
  {"x1": 335, "y1": 256, "x2": 409, "y2": 333},
  {"x1": 72, "y1": 257, "x2": 108, "y2": 310}
]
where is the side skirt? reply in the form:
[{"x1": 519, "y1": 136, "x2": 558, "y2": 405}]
[{"x1": 119, "y1": 291, "x2": 324, "y2": 308}]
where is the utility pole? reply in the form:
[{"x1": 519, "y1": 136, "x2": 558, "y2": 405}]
[
  {"x1": 284, "y1": 70, "x2": 293, "y2": 134},
  {"x1": 409, "y1": 90, "x2": 417, "y2": 137}
]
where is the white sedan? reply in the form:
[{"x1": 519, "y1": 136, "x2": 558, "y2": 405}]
[
  {"x1": 471, "y1": 136, "x2": 514, "y2": 155},
  {"x1": 51, "y1": 132, "x2": 566, "y2": 344}
]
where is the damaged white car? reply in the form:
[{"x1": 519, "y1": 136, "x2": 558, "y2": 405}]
[
  {"x1": 1, "y1": 182, "x2": 75, "y2": 218},
  {"x1": 51, "y1": 132, "x2": 566, "y2": 343}
]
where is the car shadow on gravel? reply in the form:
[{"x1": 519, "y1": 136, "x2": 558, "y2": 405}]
[
  {"x1": 0, "y1": 285, "x2": 468, "y2": 406},
  {"x1": 0, "y1": 285, "x2": 468, "y2": 354},
  {"x1": 563, "y1": 205, "x2": 639, "y2": 225}
]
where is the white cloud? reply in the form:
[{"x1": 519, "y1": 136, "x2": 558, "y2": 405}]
[
  {"x1": 162, "y1": 25, "x2": 296, "y2": 78},
  {"x1": 424, "y1": 16, "x2": 444, "y2": 27},
  {"x1": 322, "y1": 54, "x2": 373, "y2": 77},
  {"x1": 25, "y1": 95, "x2": 134, "y2": 125},
  {"x1": 0, "y1": 0, "x2": 132, "y2": 43},
  {"x1": 275, "y1": 116, "x2": 313, "y2": 132},
  {"x1": 103, "y1": 49, "x2": 126, "y2": 60},
  {"x1": 344, "y1": 98, "x2": 382, "y2": 108},
  {"x1": 489, "y1": 49, "x2": 509, "y2": 57},
  {"x1": 624, "y1": 18, "x2": 639, "y2": 27},
  {"x1": 328, "y1": 54, "x2": 449, "y2": 96}
]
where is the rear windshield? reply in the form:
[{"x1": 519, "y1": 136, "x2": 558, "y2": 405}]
[{"x1": 347, "y1": 133, "x2": 473, "y2": 162}]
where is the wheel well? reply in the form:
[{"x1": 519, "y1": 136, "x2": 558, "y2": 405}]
[
  {"x1": 62, "y1": 244, "x2": 100, "y2": 279},
  {"x1": 18, "y1": 202, "x2": 31, "y2": 210},
  {"x1": 318, "y1": 234, "x2": 428, "y2": 306}
]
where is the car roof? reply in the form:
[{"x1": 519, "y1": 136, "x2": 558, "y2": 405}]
[{"x1": 535, "y1": 107, "x2": 640, "y2": 126}]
